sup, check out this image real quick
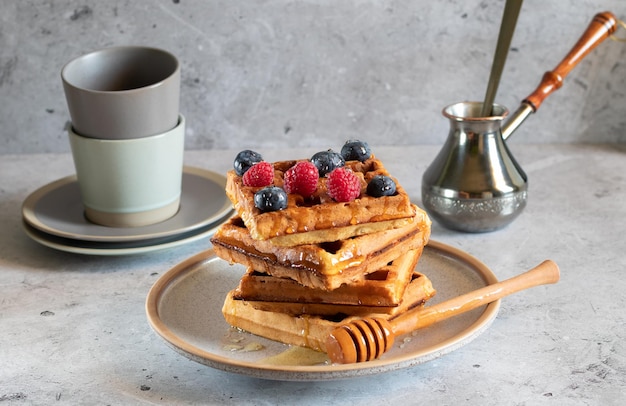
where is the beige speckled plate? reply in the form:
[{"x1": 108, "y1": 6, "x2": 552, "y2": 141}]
[{"x1": 146, "y1": 240, "x2": 500, "y2": 381}]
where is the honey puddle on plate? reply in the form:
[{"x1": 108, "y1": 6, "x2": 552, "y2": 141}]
[{"x1": 260, "y1": 346, "x2": 330, "y2": 366}]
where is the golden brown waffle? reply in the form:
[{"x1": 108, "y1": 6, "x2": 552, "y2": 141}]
[
  {"x1": 211, "y1": 209, "x2": 430, "y2": 290},
  {"x1": 234, "y1": 248, "x2": 426, "y2": 311},
  {"x1": 222, "y1": 269, "x2": 436, "y2": 353},
  {"x1": 225, "y1": 157, "x2": 419, "y2": 247},
  {"x1": 237, "y1": 269, "x2": 435, "y2": 317}
]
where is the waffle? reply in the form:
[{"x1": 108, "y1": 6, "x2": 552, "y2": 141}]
[
  {"x1": 225, "y1": 157, "x2": 418, "y2": 247},
  {"x1": 234, "y1": 247, "x2": 426, "y2": 311},
  {"x1": 236, "y1": 268, "x2": 435, "y2": 317},
  {"x1": 211, "y1": 209, "x2": 430, "y2": 290},
  {"x1": 222, "y1": 268, "x2": 436, "y2": 352}
]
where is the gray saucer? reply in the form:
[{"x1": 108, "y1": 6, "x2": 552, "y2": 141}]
[{"x1": 22, "y1": 166, "x2": 232, "y2": 243}]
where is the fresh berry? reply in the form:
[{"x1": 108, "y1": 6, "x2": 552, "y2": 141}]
[
  {"x1": 242, "y1": 161, "x2": 274, "y2": 187},
  {"x1": 310, "y1": 150, "x2": 345, "y2": 176},
  {"x1": 234, "y1": 150, "x2": 263, "y2": 176},
  {"x1": 341, "y1": 140, "x2": 372, "y2": 162},
  {"x1": 367, "y1": 175, "x2": 396, "y2": 197},
  {"x1": 283, "y1": 161, "x2": 319, "y2": 197},
  {"x1": 327, "y1": 168, "x2": 361, "y2": 202},
  {"x1": 254, "y1": 186, "x2": 288, "y2": 212}
]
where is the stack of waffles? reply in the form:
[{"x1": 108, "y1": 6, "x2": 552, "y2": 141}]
[{"x1": 211, "y1": 148, "x2": 435, "y2": 353}]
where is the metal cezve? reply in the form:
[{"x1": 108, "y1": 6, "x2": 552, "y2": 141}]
[{"x1": 422, "y1": 11, "x2": 619, "y2": 232}]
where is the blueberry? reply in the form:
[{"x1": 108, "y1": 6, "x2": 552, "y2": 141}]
[
  {"x1": 310, "y1": 150, "x2": 345, "y2": 176},
  {"x1": 341, "y1": 140, "x2": 371, "y2": 162},
  {"x1": 234, "y1": 150, "x2": 263, "y2": 176},
  {"x1": 254, "y1": 186, "x2": 288, "y2": 212},
  {"x1": 367, "y1": 175, "x2": 396, "y2": 197}
]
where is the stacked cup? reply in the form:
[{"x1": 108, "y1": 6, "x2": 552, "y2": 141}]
[{"x1": 61, "y1": 46, "x2": 184, "y2": 227}]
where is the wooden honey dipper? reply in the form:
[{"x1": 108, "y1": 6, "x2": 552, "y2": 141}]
[{"x1": 325, "y1": 260, "x2": 560, "y2": 364}]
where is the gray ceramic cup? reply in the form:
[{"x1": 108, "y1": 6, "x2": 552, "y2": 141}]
[{"x1": 61, "y1": 46, "x2": 180, "y2": 139}]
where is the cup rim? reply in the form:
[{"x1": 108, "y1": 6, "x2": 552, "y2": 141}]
[
  {"x1": 61, "y1": 45, "x2": 179, "y2": 95},
  {"x1": 68, "y1": 114, "x2": 185, "y2": 143}
]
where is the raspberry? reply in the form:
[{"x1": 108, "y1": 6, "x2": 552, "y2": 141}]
[
  {"x1": 327, "y1": 168, "x2": 361, "y2": 202},
  {"x1": 242, "y1": 161, "x2": 274, "y2": 187},
  {"x1": 283, "y1": 161, "x2": 319, "y2": 197}
]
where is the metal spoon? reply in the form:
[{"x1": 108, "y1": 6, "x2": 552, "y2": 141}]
[{"x1": 480, "y1": 0, "x2": 524, "y2": 117}]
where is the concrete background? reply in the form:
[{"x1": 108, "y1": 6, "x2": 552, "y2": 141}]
[{"x1": 1, "y1": 0, "x2": 625, "y2": 155}]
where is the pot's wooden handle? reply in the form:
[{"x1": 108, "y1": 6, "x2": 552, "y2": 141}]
[{"x1": 523, "y1": 11, "x2": 617, "y2": 111}]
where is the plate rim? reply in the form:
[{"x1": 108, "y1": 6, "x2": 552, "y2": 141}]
[
  {"x1": 22, "y1": 210, "x2": 233, "y2": 256},
  {"x1": 145, "y1": 240, "x2": 501, "y2": 381},
  {"x1": 21, "y1": 166, "x2": 231, "y2": 243}
]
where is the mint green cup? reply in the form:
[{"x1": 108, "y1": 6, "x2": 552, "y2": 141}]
[{"x1": 69, "y1": 115, "x2": 185, "y2": 227}]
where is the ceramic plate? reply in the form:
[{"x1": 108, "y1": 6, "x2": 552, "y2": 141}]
[
  {"x1": 146, "y1": 240, "x2": 500, "y2": 381},
  {"x1": 22, "y1": 166, "x2": 231, "y2": 243},
  {"x1": 22, "y1": 210, "x2": 233, "y2": 256}
]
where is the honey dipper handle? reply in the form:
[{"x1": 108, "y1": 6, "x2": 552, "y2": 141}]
[
  {"x1": 390, "y1": 260, "x2": 560, "y2": 337},
  {"x1": 523, "y1": 11, "x2": 617, "y2": 111}
]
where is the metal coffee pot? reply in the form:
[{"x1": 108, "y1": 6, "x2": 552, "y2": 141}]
[{"x1": 422, "y1": 11, "x2": 618, "y2": 232}]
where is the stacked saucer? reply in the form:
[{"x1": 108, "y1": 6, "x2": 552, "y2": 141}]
[{"x1": 22, "y1": 167, "x2": 233, "y2": 255}]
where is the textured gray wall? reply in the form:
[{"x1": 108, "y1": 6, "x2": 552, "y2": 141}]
[{"x1": 1, "y1": 0, "x2": 625, "y2": 154}]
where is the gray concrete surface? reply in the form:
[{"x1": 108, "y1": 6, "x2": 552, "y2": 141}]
[
  {"x1": 1, "y1": 0, "x2": 626, "y2": 155},
  {"x1": 2, "y1": 145, "x2": 626, "y2": 404}
]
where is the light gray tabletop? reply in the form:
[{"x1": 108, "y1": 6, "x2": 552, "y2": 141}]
[{"x1": 1, "y1": 144, "x2": 624, "y2": 405}]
